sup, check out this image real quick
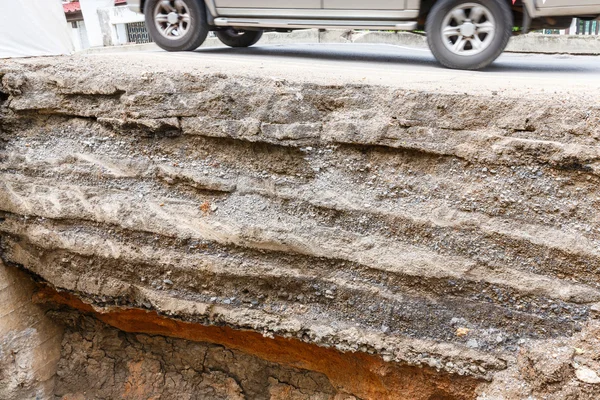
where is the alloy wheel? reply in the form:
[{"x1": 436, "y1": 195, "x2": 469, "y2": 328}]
[
  {"x1": 441, "y1": 3, "x2": 496, "y2": 56},
  {"x1": 153, "y1": 0, "x2": 191, "y2": 40}
]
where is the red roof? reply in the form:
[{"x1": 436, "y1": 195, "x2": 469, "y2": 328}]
[
  {"x1": 63, "y1": 1, "x2": 127, "y2": 14},
  {"x1": 63, "y1": 1, "x2": 80, "y2": 13}
]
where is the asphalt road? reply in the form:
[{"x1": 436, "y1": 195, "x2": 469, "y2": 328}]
[{"x1": 87, "y1": 42, "x2": 600, "y2": 98}]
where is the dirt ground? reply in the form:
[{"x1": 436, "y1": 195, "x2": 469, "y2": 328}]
[{"x1": 1, "y1": 54, "x2": 599, "y2": 399}]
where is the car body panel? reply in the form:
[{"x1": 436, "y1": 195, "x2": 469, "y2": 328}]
[
  {"x1": 214, "y1": 0, "x2": 320, "y2": 9},
  {"x1": 524, "y1": 0, "x2": 600, "y2": 17},
  {"x1": 213, "y1": 16, "x2": 417, "y2": 29},
  {"x1": 129, "y1": 0, "x2": 600, "y2": 23},
  {"x1": 322, "y1": 0, "x2": 405, "y2": 10},
  {"x1": 536, "y1": 0, "x2": 600, "y2": 7},
  {"x1": 214, "y1": 8, "x2": 418, "y2": 19}
]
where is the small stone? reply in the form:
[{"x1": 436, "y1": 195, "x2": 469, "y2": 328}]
[
  {"x1": 466, "y1": 339, "x2": 479, "y2": 349},
  {"x1": 211, "y1": 204, "x2": 218, "y2": 212},
  {"x1": 456, "y1": 327, "x2": 470, "y2": 337},
  {"x1": 381, "y1": 325, "x2": 390, "y2": 334},
  {"x1": 210, "y1": 297, "x2": 217, "y2": 302},
  {"x1": 575, "y1": 367, "x2": 600, "y2": 384},
  {"x1": 163, "y1": 279, "x2": 173, "y2": 285},
  {"x1": 223, "y1": 299, "x2": 231, "y2": 305}
]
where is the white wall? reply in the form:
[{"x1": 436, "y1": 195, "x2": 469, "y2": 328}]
[
  {"x1": 80, "y1": 0, "x2": 114, "y2": 47},
  {"x1": 0, "y1": 0, "x2": 73, "y2": 58},
  {"x1": 69, "y1": 20, "x2": 91, "y2": 51},
  {"x1": 570, "y1": 18, "x2": 578, "y2": 34},
  {"x1": 94, "y1": 5, "x2": 146, "y2": 46}
]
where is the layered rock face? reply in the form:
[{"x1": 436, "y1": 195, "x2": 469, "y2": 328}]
[{"x1": 1, "y1": 56, "x2": 599, "y2": 399}]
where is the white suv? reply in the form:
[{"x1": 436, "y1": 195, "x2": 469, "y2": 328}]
[{"x1": 129, "y1": 0, "x2": 600, "y2": 70}]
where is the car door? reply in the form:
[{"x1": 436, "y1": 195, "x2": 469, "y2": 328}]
[
  {"x1": 213, "y1": 0, "x2": 321, "y2": 14},
  {"x1": 323, "y1": 0, "x2": 405, "y2": 11},
  {"x1": 322, "y1": 0, "x2": 419, "y2": 20},
  {"x1": 535, "y1": 0, "x2": 600, "y2": 13},
  {"x1": 536, "y1": 0, "x2": 599, "y2": 6}
]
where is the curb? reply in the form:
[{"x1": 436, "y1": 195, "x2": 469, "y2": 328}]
[
  {"x1": 506, "y1": 33, "x2": 600, "y2": 55},
  {"x1": 81, "y1": 29, "x2": 600, "y2": 56}
]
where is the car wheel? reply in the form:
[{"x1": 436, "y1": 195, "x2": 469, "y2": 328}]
[
  {"x1": 216, "y1": 29, "x2": 264, "y2": 48},
  {"x1": 145, "y1": 0, "x2": 209, "y2": 51},
  {"x1": 426, "y1": 0, "x2": 513, "y2": 70}
]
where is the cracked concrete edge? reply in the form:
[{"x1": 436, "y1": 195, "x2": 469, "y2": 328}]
[{"x1": 80, "y1": 29, "x2": 600, "y2": 56}]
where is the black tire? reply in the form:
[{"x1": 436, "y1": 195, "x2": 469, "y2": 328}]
[
  {"x1": 426, "y1": 0, "x2": 513, "y2": 70},
  {"x1": 145, "y1": 0, "x2": 209, "y2": 52},
  {"x1": 216, "y1": 29, "x2": 264, "y2": 48}
]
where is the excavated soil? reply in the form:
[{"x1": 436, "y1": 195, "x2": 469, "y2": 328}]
[{"x1": 1, "y1": 54, "x2": 600, "y2": 399}]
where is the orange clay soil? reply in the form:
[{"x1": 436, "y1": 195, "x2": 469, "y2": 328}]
[{"x1": 33, "y1": 286, "x2": 481, "y2": 400}]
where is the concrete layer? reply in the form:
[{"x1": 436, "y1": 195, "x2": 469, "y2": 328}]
[{"x1": 76, "y1": 44, "x2": 600, "y2": 99}]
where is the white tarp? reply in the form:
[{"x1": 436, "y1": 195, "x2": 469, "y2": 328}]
[{"x1": 0, "y1": 0, "x2": 74, "y2": 58}]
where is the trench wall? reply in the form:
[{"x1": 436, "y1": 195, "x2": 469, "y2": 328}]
[{"x1": 1, "y1": 56, "x2": 600, "y2": 399}]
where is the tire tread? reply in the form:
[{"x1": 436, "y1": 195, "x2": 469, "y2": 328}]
[{"x1": 216, "y1": 30, "x2": 264, "y2": 48}]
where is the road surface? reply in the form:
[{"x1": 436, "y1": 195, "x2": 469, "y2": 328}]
[{"x1": 81, "y1": 42, "x2": 600, "y2": 98}]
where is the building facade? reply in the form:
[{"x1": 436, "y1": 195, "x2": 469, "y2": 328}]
[{"x1": 62, "y1": 0, "x2": 152, "y2": 51}]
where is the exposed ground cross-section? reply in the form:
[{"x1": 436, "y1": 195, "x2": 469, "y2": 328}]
[{"x1": 0, "y1": 53, "x2": 599, "y2": 399}]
